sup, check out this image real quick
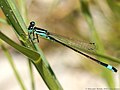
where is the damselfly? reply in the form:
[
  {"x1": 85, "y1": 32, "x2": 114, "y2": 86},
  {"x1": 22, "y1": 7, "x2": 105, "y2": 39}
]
[{"x1": 28, "y1": 21, "x2": 117, "y2": 72}]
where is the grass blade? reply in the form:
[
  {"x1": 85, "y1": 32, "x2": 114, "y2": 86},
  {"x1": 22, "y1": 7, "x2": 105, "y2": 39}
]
[
  {"x1": 0, "y1": 31, "x2": 40, "y2": 61},
  {"x1": 0, "y1": 0, "x2": 63, "y2": 89},
  {"x1": 80, "y1": 0, "x2": 116, "y2": 88},
  {"x1": 0, "y1": 40, "x2": 26, "y2": 90}
]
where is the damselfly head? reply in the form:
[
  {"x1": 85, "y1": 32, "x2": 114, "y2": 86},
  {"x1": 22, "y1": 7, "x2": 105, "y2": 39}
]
[
  {"x1": 28, "y1": 21, "x2": 35, "y2": 31},
  {"x1": 30, "y1": 21, "x2": 35, "y2": 26},
  {"x1": 29, "y1": 26, "x2": 33, "y2": 30}
]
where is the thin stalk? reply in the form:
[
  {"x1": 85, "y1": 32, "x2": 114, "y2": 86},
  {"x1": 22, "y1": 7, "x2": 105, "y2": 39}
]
[
  {"x1": 0, "y1": 40, "x2": 26, "y2": 90},
  {"x1": 0, "y1": 18, "x2": 7, "y2": 24},
  {"x1": 28, "y1": 60, "x2": 35, "y2": 90},
  {"x1": 80, "y1": 0, "x2": 115, "y2": 88},
  {"x1": 0, "y1": 0, "x2": 63, "y2": 89},
  {"x1": 18, "y1": 0, "x2": 35, "y2": 89}
]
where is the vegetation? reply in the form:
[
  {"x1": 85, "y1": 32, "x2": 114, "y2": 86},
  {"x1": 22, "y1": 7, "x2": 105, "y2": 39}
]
[{"x1": 0, "y1": 0, "x2": 120, "y2": 90}]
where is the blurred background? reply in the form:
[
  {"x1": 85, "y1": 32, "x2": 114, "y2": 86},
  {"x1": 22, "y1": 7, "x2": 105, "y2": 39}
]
[{"x1": 0, "y1": 0, "x2": 120, "y2": 90}]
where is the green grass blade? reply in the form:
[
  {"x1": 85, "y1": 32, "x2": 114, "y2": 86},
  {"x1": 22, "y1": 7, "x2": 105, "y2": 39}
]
[
  {"x1": 17, "y1": 0, "x2": 35, "y2": 89},
  {"x1": 0, "y1": 18, "x2": 7, "y2": 24},
  {"x1": 18, "y1": 0, "x2": 27, "y2": 23},
  {"x1": 0, "y1": 0, "x2": 29, "y2": 43},
  {"x1": 80, "y1": 0, "x2": 116, "y2": 88},
  {"x1": 0, "y1": 30, "x2": 63, "y2": 89},
  {"x1": 0, "y1": 0, "x2": 35, "y2": 88},
  {"x1": 28, "y1": 60, "x2": 35, "y2": 90},
  {"x1": 0, "y1": 0, "x2": 63, "y2": 89},
  {"x1": 31, "y1": 42, "x2": 63, "y2": 90},
  {"x1": 0, "y1": 31, "x2": 40, "y2": 61},
  {"x1": 0, "y1": 40, "x2": 26, "y2": 90},
  {"x1": 107, "y1": 0, "x2": 120, "y2": 18},
  {"x1": 33, "y1": 45, "x2": 63, "y2": 90}
]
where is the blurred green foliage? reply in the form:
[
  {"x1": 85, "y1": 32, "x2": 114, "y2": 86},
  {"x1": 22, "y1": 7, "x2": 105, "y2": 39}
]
[{"x1": 0, "y1": 0, "x2": 120, "y2": 90}]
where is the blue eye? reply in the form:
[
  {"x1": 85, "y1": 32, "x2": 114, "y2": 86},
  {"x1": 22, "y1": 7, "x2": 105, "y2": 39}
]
[{"x1": 30, "y1": 21, "x2": 35, "y2": 26}]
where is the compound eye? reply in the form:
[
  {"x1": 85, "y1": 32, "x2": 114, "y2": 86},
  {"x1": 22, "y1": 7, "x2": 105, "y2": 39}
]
[
  {"x1": 30, "y1": 26, "x2": 33, "y2": 30},
  {"x1": 30, "y1": 21, "x2": 35, "y2": 26}
]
